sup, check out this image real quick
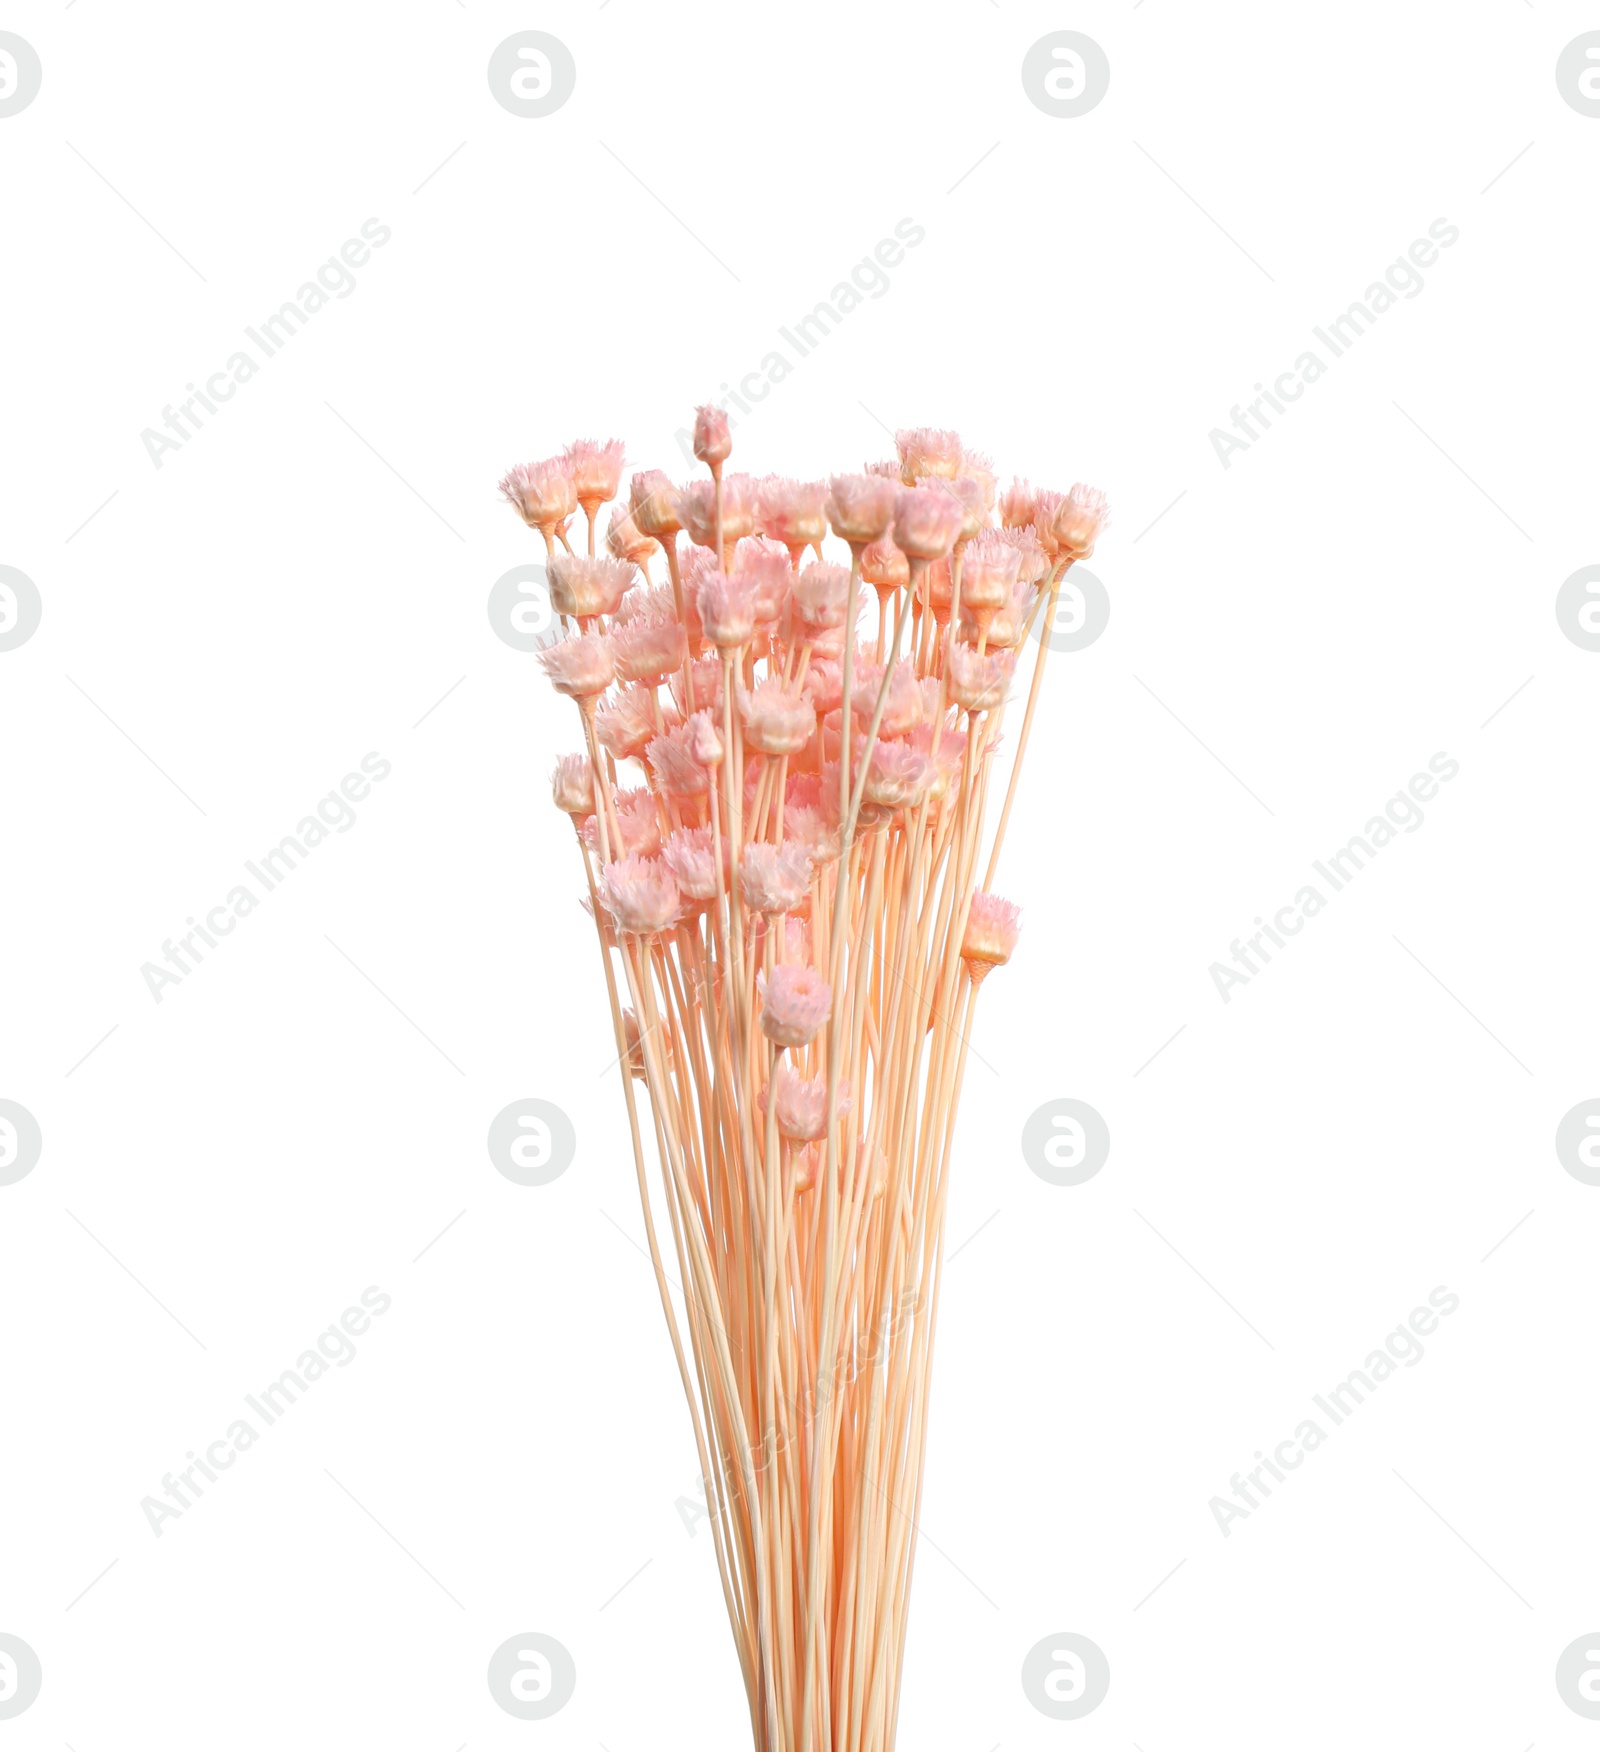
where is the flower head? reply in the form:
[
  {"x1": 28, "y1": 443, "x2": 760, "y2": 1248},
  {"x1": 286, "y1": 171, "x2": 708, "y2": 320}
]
[
  {"x1": 961, "y1": 891, "x2": 1021, "y2": 982},
  {"x1": 538, "y1": 632, "x2": 614, "y2": 698},
  {"x1": 848, "y1": 661, "x2": 922, "y2": 739},
  {"x1": 895, "y1": 428, "x2": 964, "y2": 485},
  {"x1": 1053, "y1": 483, "x2": 1110, "y2": 560},
  {"x1": 893, "y1": 486, "x2": 965, "y2": 560},
  {"x1": 693, "y1": 405, "x2": 732, "y2": 467},
  {"x1": 678, "y1": 475, "x2": 755, "y2": 549},
  {"x1": 827, "y1": 473, "x2": 898, "y2": 545},
  {"x1": 755, "y1": 476, "x2": 828, "y2": 551},
  {"x1": 860, "y1": 740, "x2": 934, "y2": 810},
  {"x1": 606, "y1": 505, "x2": 658, "y2": 566},
  {"x1": 697, "y1": 569, "x2": 758, "y2": 648},
  {"x1": 594, "y1": 683, "x2": 662, "y2": 762},
  {"x1": 669, "y1": 656, "x2": 724, "y2": 721},
  {"x1": 662, "y1": 826, "x2": 724, "y2": 901},
  {"x1": 612, "y1": 611, "x2": 688, "y2": 684},
  {"x1": 629, "y1": 470, "x2": 683, "y2": 539},
  {"x1": 767, "y1": 1062, "x2": 849, "y2": 1141},
  {"x1": 547, "y1": 553, "x2": 634, "y2": 620},
  {"x1": 946, "y1": 643, "x2": 1015, "y2": 712},
  {"x1": 551, "y1": 753, "x2": 594, "y2": 816},
  {"x1": 500, "y1": 456, "x2": 577, "y2": 532},
  {"x1": 566, "y1": 438, "x2": 626, "y2": 510},
  {"x1": 759, "y1": 963, "x2": 832, "y2": 1048},
  {"x1": 732, "y1": 535, "x2": 793, "y2": 623},
  {"x1": 597, "y1": 855, "x2": 680, "y2": 934},
  {"x1": 740, "y1": 842, "x2": 813, "y2": 914},
  {"x1": 582, "y1": 787, "x2": 661, "y2": 860},
  {"x1": 860, "y1": 537, "x2": 910, "y2": 594},
  {"x1": 959, "y1": 530, "x2": 1023, "y2": 613},
  {"x1": 647, "y1": 718, "x2": 714, "y2": 796},
  {"x1": 740, "y1": 678, "x2": 816, "y2": 756},
  {"x1": 791, "y1": 561, "x2": 851, "y2": 632}
]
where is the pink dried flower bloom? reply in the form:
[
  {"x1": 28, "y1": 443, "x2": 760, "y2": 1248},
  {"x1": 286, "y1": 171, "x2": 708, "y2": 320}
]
[
  {"x1": 895, "y1": 428, "x2": 964, "y2": 485},
  {"x1": 783, "y1": 804, "x2": 839, "y2": 862},
  {"x1": 1029, "y1": 489, "x2": 1066, "y2": 558},
  {"x1": 951, "y1": 476, "x2": 988, "y2": 542},
  {"x1": 946, "y1": 643, "x2": 1015, "y2": 712},
  {"x1": 678, "y1": 475, "x2": 755, "y2": 549},
  {"x1": 613, "y1": 611, "x2": 688, "y2": 684},
  {"x1": 500, "y1": 456, "x2": 577, "y2": 531},
  {"x1": 960, "y1": 449, "x2": 997, "y2": 514},
  {"x1": 961, "y1": 584, "x2": 1033, "y2": 651},
  {"x1": 920, "y1": 556, "x2": 953, "y2": 624},
  {"x1": 792, "y1": 1142, "x2": 822, "y2": 1194},
  {"x1": 566, "y1": 439, "x2": 626, "y2": 510},
  {"x1": 647, "y1": 719, "x2": 713, "y2": 797},
  {"x1": 740, "y1": 842, "x2": 813, "y2": 914},
  {"x1": 803, "y1": 659, "x2": 846, "y2": 716},
  {"x1": 669, "y1": 657, "x2": 724, "y2": 721},
  {"x1": 998, "y1": 478, "x2": 1039, "y2": 530},
  {"x1": 768, "y1": 1062, "x2": 849, "y2": 1142},
  {"x1": 860, "y1": 536, "x2": 910, "y2": 593},
  {"x1": 594, "y1": 683, "x2": 663, "y2": 762},
  {"x1": 693, "y1": 404, "x2": 733, "y2": 467},
  {"x1": 598, "y1": 855, "x2": 680, "y2": 935},
  {"x1": 686, "y1": 708, "x2": 724, "y2": 767},
  {"x1": 861, "y1": 740, "x2": 934, "y2": 810},
  {"x1": 551, "y1": 753, "x2": 595, "y2": 816},
  {"x1": 791, "y1": 561, "x2": 851, "y2": 630},
  {"x1": 961, "y1": 892, "x2": 1021, "y2": 975},
  {"x1": 1053, "y1": 483, "x2": 1110, "y2": 560},
  {"x1": 960, "y1": 530, "x2": 1023, "y2": 614},
  {"x1": 894, "y1": 486, "x2": 966, "y2": 561},
  {"x1": 759, "y1": 963, "x2": 833, "y2": 1048},
  {"x1": 826, "y1": 473, "x2": 898, "y2": 545},
  {"x1": 755, "y1": 476, "x2": 828, "y2": 551},
  {"x1": 732, "y1": 535, "x2": 793, "y2": 622},
  {"x1": 698, "y1": 570, "x2": 758, "y2": 648},
  {"x1": 995, "y1": 524, "x2": 1050, "y2": 585},
  {"x1": 581, "y1": 788, "x2": 660, "y2": 860},
  {"x1": 547, "y1": 553, "x2": 634, "y2": 620},
  {"x1": 629, "y1": 470, "x2": 683, "y2": 539},
  {"x1": 662, "y1": 826, "x2": 722, "y2": 901},
  {"x1": 740, "y1": 679, "x2": 816, "y2": 757},
  {"x1": 538, "y1": 631, "x2": 614, "y2": 698},
  {"x1": 848, "y1": 662, "x2": 922, "y2": 739},
  {"x1": 606, "y1": 506, "x2": 658, "y2": 566}
]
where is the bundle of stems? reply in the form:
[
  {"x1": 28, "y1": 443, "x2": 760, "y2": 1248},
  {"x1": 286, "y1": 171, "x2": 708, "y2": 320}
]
[{"x1": 504, "y1": 415, "x2": 1107, "y2": 1752}]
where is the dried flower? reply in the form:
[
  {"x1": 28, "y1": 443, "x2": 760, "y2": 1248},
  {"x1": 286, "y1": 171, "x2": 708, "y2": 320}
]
[
  {"x1": 1053, "y1": 483, "x2": 1110, "y2": 560},
  {"x1": 548, "y1": 553, "x2": 634, "y2": 620},
  {"x1": 567, "y1": 438, "x2": 626, "y2": 513},
  {"x1": 740, "y1": 842, "x2": 813, "y2": 914},
  {"x1": 893, "y1": 486, "x2": 965, "y2": 561},
  {"x1": 740, "y1": 679, "x2": 816, "y2": 757},
  {"x1": 607, "y1": 505, "x2": 659, "y2": 566},
  {"x1": 861, "y1": 741, "x2": 934, "y2": 810},
  {"x1": 768, "y1": 1062, "x2": 849, "y2": 1141},
  {"x1": 551, "y1": 753, "x2": 594, "y2": 816},
  {"x1": 756, "y1": 477, "x2": 828, "y2": 552},
  {"x1": 598, "y1": 855, "x2": 680, "y2": 934},
  {"x1": 759, "y1": 963, "x2": 832, "y2": 1047},
  {"x1": 662, "y1": 826, "x2": 722, "y2": 901},
  {"x1": 826, "y1": 473, "x2": 898, "y2": 545},
  {"x1": 613, "y1": 611, "x2": 689, "y2": 684},
  {"x1": 961, "y1": 891, "x2": 1021, "y2": 982},
  {"x1": 594, "y1": 683, "x2": 662, "y2": 762},
  {"x1": 895, "y1": 428, "x2": 964, "y2": 484},
  {"x1": 946, "y1": 643, "x2": 1015, "y2": 712},
  {"x1": 698, "y1": 570, "x2": 758, "y2": 648},
  {"x1": 693, "y1": 405, "x2": 732, "y2": 467},
  {"x1": 647, "y1": 719, "x2": 714, "y2": 796},
  {"x1": 538, "y1": 632, "x2": 614, "y2": 698},
  {"x1": 629, "y1": 470, "x2": 683, "y2": 539},
  {"x1": 500, "y1": 456, "x2": 576, "y2": 534},
  {"x1": 678, "y1": 475, "x2": 755, "y2": 549}
]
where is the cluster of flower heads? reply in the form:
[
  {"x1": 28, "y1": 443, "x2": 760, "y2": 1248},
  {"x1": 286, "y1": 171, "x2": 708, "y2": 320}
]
[{"x1": 506, "y1": 411, "x2": 1107, "y2": 1050}]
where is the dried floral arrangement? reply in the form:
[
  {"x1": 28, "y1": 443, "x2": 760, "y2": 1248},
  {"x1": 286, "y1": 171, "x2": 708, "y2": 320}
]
[{"x1": 503, "y1": 415, "x2": 1106, "y2": 1752}]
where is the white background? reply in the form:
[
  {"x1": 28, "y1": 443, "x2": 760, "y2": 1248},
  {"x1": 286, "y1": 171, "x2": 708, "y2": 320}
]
[{"x1": 3, "y1": 2, "x2": 1598, "y2": 1746}]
